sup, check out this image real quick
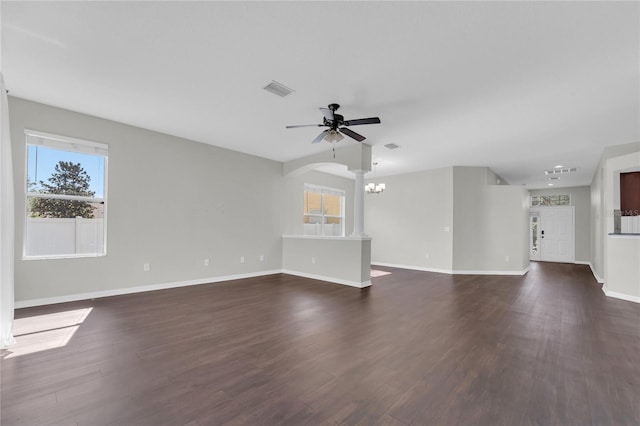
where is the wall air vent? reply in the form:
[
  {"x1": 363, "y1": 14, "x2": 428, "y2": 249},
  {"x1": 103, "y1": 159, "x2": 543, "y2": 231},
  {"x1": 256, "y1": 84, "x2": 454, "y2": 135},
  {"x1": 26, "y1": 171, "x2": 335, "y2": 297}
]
[
  {"x1": 545, "y1": 167, "x2": 577, "y2": 175},
  {"x1": 384, "y1": 143, "x2": 400, "y2": 150},
  {"x1": 263, "y1": 80, "x2": 294, "y2": 98}
]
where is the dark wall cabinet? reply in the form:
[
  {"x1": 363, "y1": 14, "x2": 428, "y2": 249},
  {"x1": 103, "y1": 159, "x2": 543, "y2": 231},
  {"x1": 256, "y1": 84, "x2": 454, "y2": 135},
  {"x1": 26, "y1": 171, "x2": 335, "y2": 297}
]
[{"x1": 620, "y1": 171, "x2": 640, "y2": 216}]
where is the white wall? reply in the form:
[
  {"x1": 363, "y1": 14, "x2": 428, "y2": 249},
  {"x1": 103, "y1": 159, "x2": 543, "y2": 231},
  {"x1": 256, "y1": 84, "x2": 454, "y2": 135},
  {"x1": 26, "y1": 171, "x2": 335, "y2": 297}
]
[
  {"x1": 10, "y1": 97, "x2": 285, "y2": 302},
  {"x1": 452, "y1": 167, "x2": 529, "y2": 273},
  {"x1": 365, "y1": 167, "x2": 454, "y2": 272},
  {"x1": 529, "y1": 186, "x2": 591, "y2": 262},
  {"x1": 602, "y1": 148, "x2": 640, "y2": 300},
  {"x1": 283, "y1": 143, "x2": 371, "y2": 176},
  {"x1": 606, "y1": 236, "x2": 640, "y2": 301},
  {"x1": 590, "y1": 142, "x2": 640, "y2": 283}
]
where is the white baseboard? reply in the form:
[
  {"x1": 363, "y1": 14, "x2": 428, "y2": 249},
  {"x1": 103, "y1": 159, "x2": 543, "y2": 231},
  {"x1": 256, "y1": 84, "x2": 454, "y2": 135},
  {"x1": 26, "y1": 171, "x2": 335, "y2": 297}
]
[
  {"x1": 371, "y1": 262, "x2": 453, "y2": 274},
  {"x1": 581, "y1": 262, "x2": 638, "y2": 303},
  {"x1": 575, "y1": 261, "x2": 604, "y2": 284},
  {"x1": 371, "y1": 262, "x2": 530, "y2": 276},
  {"x1": 590, "y1": 266, "x2": 604, "y2": 284},
  {"x1": 452, "y1": 266, "x2": 530, "y2": 276},
  {"x1": 15, "y1": 268, "x2": 373, "y2": 308},
  {"x1": 602, "y1": 287, "x2": 640, "y2": 304},
  {"x1": 15, "y1": 270, "x2": 283, "y2": 309},
  {"x1": 281, "y1": 269, "x2": 371, "y2": 288},
  {"x1": 16, "y1": 261, "x2": 615, "y2": 309}
]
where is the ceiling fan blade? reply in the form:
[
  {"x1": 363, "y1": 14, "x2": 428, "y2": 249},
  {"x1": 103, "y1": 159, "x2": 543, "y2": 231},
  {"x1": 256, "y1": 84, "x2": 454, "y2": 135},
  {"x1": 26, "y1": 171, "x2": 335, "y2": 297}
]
[
  {"x1": 319, "y1": 107, "x2": 334, "y2": 122},
  {"x1": 339, "y1": 127, "x2": 366, "y2": 142},
  {"x1": 286, "y1": 124, "x2": 323, "y2": 128},
  {"x1": 344, "y1": 117, "x2": 381, "y2": 126},
  {"x1": 312, "y1": 129, "x2": 329, "y2": 144}
]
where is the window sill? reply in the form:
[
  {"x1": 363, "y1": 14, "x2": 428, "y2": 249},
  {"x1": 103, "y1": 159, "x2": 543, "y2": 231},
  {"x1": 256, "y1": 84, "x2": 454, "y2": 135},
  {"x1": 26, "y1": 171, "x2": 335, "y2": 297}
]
[{"x1": 23, "y1": 253, "x2": 107, "y2": 261}]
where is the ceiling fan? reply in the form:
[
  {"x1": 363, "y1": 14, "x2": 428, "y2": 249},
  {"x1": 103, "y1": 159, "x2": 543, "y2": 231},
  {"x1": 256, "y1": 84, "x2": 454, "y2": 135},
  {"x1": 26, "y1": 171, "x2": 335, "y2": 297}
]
[{"x1": 286, "y1": 103, "x2": 381, "y2": 144}]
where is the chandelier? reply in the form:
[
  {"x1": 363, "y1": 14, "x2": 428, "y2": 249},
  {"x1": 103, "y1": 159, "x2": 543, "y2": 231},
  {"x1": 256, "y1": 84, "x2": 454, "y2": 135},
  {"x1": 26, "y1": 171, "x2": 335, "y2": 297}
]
[{"x1": 365, "y1": 162, "x2": 385, "y2": 194}]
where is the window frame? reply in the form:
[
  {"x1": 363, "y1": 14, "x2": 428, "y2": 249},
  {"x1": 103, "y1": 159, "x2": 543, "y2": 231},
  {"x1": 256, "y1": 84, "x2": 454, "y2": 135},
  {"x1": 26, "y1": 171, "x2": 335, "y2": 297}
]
[
  {"x1": 23, "y1": 130, "x2": 109, "y2": 260},
  {"x1": 303, "y1": 183, "x2": 346, "y2": 237},
  {"x1": 531, "y1": 194, "x2": 571, "y2": 207}
]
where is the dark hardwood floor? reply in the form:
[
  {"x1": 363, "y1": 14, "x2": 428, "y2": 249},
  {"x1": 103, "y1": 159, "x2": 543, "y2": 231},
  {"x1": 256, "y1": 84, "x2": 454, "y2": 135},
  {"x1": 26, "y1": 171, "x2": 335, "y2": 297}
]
[{"x1": 2, "y1": 262, "x2": 639, "y2": 425}]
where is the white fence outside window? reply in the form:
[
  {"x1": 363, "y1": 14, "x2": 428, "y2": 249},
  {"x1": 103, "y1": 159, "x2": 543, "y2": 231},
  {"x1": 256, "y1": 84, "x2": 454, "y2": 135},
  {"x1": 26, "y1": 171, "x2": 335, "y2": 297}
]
[{"x1": 25, "y1": 217, "x2": 104, "y2": 257}]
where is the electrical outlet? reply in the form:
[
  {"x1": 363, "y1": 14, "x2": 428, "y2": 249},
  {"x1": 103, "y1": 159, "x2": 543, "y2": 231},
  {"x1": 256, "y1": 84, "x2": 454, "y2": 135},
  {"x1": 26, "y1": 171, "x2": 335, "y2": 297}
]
[
  {"x1": 505, "y1": 255, "x2": 510, "y2": 262},
  {"x1": 444, "y1": 226, "x2": 450, "y2": 232},
  {"x1": 311, "y1": 257, "x2": 316, "y2": 264},
  {"x1": 259, "y1": 255, "x2": 264, "y2": 262},
  {"x1": 204, "y1": 258, "x2": 210, "y2": 266},
  {"x1": 425, "y1": 253, "x2": 430, "y2": 260},
  {"x1": 240, "y1": 256, "x2": 245, "y2": 264},
  {"x1": 143, "y1": 263, "x2": 150, "y2": 272}
]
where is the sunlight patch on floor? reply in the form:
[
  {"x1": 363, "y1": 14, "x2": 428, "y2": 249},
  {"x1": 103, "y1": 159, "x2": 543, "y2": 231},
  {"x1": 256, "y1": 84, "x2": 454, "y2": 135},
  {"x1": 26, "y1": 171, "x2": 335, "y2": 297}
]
[
  {"x1": 370, "y1": 269, "x2": 392, "y2": 277},
  {"x1": 3, "y1": 307, "x2": 93, "y2": 359}
]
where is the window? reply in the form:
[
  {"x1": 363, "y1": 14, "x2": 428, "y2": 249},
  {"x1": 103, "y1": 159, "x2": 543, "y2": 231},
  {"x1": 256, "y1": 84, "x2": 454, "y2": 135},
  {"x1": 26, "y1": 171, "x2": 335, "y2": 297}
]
[
  {"x1": 24, "y1": 130, "x2": 108, "y2": 259},
  {"x1": 531, "y1": 194, "x2": 570, "y2": 207},
  {"x1": 303, "y1": 184, "x2": 345, "y2": 236}
]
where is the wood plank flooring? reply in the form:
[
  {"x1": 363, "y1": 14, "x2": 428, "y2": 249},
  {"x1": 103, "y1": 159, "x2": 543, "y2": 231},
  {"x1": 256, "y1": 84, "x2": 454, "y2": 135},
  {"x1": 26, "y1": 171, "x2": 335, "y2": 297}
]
[{"x1": 1, "y1": 262, "x2": 639, "y2": 425}]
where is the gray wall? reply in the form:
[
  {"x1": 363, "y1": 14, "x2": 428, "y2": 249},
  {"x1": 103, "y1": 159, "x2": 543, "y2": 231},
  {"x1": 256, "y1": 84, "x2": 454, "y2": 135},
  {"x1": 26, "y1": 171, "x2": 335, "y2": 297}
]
[
  {"x1": 365, "y1": 167, "x2": 454, "y2": 271},
  {"x1": 282, "y1": 237, "x2": 371, "y2": 286},
  {"x1": 365, "y1": 166, "x2": 529, "y2": 273},
  {"x1": 9, "y1": 97, "x2": 573, "y2": 302},
  {"x1": 591, "y1": 160, "x2": 605, "y2": 280},
  {"x1": 10, "y1": 97, "x2": 285, "y2": 302},
  {"x1": 529, "y1": 186, "x2": 591, "y2": 262},
  {"x1": 486, "y1": 168, "x2": 509, "y2": 185},
  {"x1": 452, "y1": 167, "x2": 529, "y2": 272}
]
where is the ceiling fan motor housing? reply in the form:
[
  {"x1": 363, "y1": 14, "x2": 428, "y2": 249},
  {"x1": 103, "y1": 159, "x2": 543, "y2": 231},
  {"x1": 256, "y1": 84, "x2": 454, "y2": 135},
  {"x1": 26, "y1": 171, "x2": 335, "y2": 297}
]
[{"x1": 324, "y1": 114, "x2": 344, "y2": 129}]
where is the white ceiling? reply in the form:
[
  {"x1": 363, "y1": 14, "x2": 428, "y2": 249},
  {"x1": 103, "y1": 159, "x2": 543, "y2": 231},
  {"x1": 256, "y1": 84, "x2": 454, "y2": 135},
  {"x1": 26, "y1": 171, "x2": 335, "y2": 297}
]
[{"x1": 2, "y1": 1, "x2": 638, "y2": 188}]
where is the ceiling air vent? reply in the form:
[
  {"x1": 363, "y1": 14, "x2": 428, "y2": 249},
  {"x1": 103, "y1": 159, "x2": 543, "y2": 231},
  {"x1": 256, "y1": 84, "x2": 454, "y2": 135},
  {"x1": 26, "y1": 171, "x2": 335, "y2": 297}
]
[
  {"x1": 263, "y1": 80, "x2": 294, "y2": 98},
  {"x1": 545, "y1": 167, "x2": 577, "y2": 175},
  {"x1": 384, "y1": 143, "x2": 400, "y2": 150}
]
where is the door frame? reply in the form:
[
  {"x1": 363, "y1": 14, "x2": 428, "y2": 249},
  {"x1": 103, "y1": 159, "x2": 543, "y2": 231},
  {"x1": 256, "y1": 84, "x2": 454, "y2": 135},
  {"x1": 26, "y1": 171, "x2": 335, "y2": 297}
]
[{"x1": 530, "y1": 206, "x2": 575, "y2": 263}]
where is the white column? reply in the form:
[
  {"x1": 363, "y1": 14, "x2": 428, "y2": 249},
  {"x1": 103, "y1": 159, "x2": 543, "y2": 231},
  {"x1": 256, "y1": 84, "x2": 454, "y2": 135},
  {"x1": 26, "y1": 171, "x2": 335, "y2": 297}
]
[{"x1": 351, "y1": 170, "x2": 367, "y2": 237}]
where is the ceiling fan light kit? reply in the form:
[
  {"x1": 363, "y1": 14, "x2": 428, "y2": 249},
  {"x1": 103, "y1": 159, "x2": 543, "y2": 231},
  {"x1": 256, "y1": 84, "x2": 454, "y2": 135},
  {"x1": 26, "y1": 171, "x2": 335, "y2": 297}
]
[{"x1": 325, "y1": 129, "x2": 344, "y2": 143}]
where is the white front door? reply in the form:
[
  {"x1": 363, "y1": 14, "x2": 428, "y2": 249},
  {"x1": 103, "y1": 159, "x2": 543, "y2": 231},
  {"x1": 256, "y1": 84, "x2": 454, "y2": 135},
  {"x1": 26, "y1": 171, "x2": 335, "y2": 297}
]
[{"x1": 533, "y1": 206, "x2": 575, "y2": 263}]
